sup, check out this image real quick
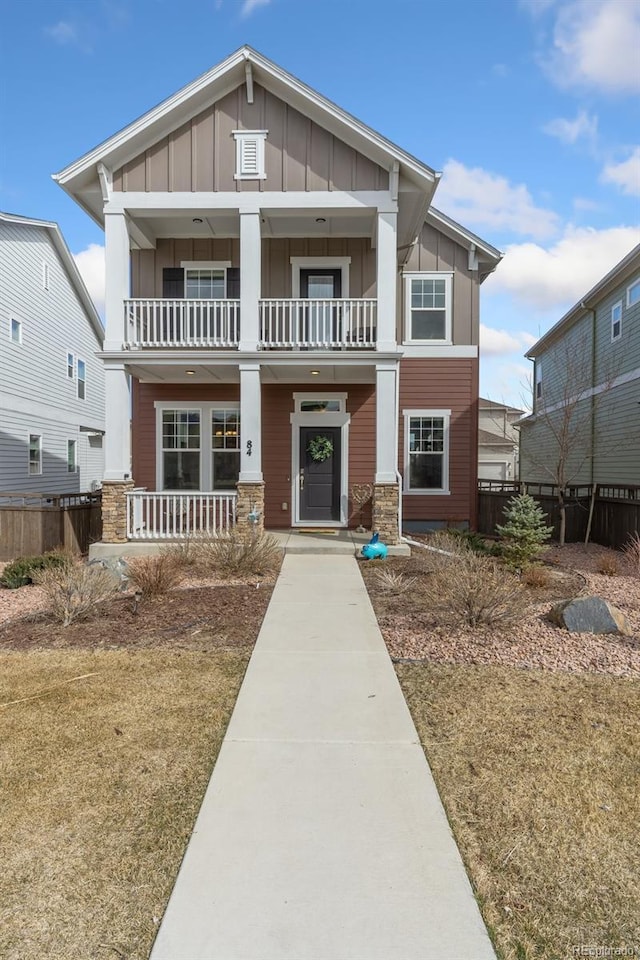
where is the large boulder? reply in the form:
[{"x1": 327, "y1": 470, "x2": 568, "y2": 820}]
[{"x1": 549, "y1": 596, "x2": 631, "y2": 636}]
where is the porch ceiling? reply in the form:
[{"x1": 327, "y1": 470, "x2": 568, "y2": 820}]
[
  {"x1": 130, "y1": 208, "x2": 375, "y2": 242},
  {"x1": 126, "y1": 361, "x2": 377, "y2": 384}
]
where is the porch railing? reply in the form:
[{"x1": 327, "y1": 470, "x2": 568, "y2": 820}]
[
  {"x1": 260, "y1": 299, "x2": 377, "y2": 348},
  {"x1": 126, "y1": 491, "x2": 237, "y2": 539},
  {"x1": 124, "y1": 300, "x2": 240, "y2": 348}
]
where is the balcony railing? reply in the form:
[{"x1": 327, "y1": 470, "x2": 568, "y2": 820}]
[
  {"x1": 122, "y1": 298, "x2": 377, "y2": 349},
  {"x1": 125, "y1": 299, "x2": 240, "y2": 348},
  {"x1": 127, "y1": 490, "x2": 237, "y2": 539},
  {"x1": 260, "y1": 299, "x2": 377, "y2": 348}
]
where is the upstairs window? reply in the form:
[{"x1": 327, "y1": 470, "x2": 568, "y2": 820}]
[
  {"x1": 611, "y1": 301, "x2": 622, "y2": 341},
  {"x1": 67, "y1": 352, "x2": 75, "y2": 378},
  {"x1": 67, "y1": 439, "x2": 77, "y2": 473},
  {"x1": 29, "y1": 434, "x2": 42, "y2": 475},
  {"x1": 404, "y1": 273, "x2": 452, "y2": 342},
  {"x1": 10, "y1": 318, "x2": 22, "y2": 343},
  {"x1": 233, "y1": 130, "x2": 267, "y2": 180},
  {"x1": 77, "y1": 359, "x2": 86, "y2": 400},
  {"x1": 627, "y1": 278, "x2": 640, "y2": 308},
  {"x1": 535, "y1": 360, "x2": 543, "y2": 401},
  {"x1": 42, "y1": 261, "x2": 49, "y2": 291},
  {"x1": 186, "y1": 268, "x2": 226, "y2": 299}
]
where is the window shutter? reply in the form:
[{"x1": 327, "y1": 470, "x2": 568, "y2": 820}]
[
  {"x1": 162, "y1": 267, "x2": 184, "y2": 299},
  {"x1": 240, "y1": 138, "x2": 259, "y2": 176},
  {"x1": 226, "y1": 267, "x2": 240, "y2": 298}
]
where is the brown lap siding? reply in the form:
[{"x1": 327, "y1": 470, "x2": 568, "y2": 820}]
[{"x1": 399, "y1": 358, "x2": 478, "y2": 527}]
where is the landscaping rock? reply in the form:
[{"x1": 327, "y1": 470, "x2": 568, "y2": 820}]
[{"x1": 549, "y1": 596, "x2": 632, "y2": 636}]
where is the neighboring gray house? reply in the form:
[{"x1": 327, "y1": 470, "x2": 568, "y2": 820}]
[
  {"x1": 0, "y1": 212, "x2": 105, "y2": 492},
  {"x1": 478, "y1": 397, "x2": 523, "y2": 481},
  {"x1": 520, "y1": 244, "x2": 640, "y2": 487}
]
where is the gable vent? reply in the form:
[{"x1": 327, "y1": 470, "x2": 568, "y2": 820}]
[{"x1": 233, "y1": 130, "x2": 267, "y2": 181}]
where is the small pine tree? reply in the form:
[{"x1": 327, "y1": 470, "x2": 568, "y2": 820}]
[{"x1": 496, "y1": 493, "x2": 553, "y2": 569}]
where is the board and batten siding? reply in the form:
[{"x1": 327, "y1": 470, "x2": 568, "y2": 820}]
[
  {"x1": 113, "y1": 83, "x2": 389, "y2": 195},
  {"x1": 399, "y1": 358, "x2": 478, "y2": 528},
  {"x1": 0, "y1": 220, "x2": 105, "y2": 492},
  {"x1": 131, "y1": 237, "x2": 375, "y2": 299},
  {"x1": 402, "y1": 222, "x2": 479, "y2": 346}
]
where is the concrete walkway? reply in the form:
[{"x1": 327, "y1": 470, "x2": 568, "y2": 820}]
[{"x1": 150, "y1": 556, "x2": 496, "y2": 960}]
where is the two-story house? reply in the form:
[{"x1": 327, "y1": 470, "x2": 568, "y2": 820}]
[
  {"x1": 520, "y1": 243, "x2": 640, "y2": 487},
  {"x1": 53, "y1": 46, "x2": 500, "y2": 545},
  {"x1": 478, "y1": 397, "x2": 524, "y2": 481},
  {"x1": 0, "y1": 211, "x2": 105, "y2": 493}
]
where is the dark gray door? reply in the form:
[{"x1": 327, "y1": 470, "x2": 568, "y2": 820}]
[{"x1": 299, "y1": 426, "x2": 341, "y2": 522}]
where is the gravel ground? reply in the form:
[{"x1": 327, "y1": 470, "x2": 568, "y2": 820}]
[{"x1": 374, "y1": 543, "x2": 640, "y2": 679}]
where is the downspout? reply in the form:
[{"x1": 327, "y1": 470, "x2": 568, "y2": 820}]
[
  {"x1": 395, "y1": 358, "x2": 404, "y2": 541},
  {"x1": 582, "y1": 301, "x2": 598, "y2": 543}
]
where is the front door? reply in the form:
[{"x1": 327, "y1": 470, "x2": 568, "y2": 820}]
[
  {"x1": 299, "y1": 426, "x2": 341, "y2": 523},
  {"x1": 299, "y1": 269, "x2": 342, "y2": 345}
]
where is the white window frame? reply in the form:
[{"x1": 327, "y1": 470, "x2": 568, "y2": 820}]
[
  {"x1": 535, "y1": 360, "x2": 543, "y2": 401},
  {"x1": 67, "y1": 352, "x2": 75, "y2": 379},
  {"x1": 180, "y1": 261, "x2": 233, "y2": 299},
  {"x1": 77, "y1": 358, "x2": 86, "y2": 399},
  {"x1": 67, "y1": 439, "x2": 78, "y2": 473},
  {"x1": 28, "y1": 433, "x2": 42, "y2": 476},
  {"x1": 154, "y1": 401, "x2": 240, "y2": 492},
  {"x1": 403, "y1": 409, "x2": 450, "y2": 495},
  {"x1": 289, "y1": 257, "x2": 351, "y2": 298},
  {"x1": 627, "y1": 278, "x2": 640, "y2": 308},
  {"x1": 232, "y1": 130, "x2": 268, "y2": 180},
  {"x1": 42, "y1": 261, "x2": 49, "y2": 291},
  {"x1": 10, "y1": 318, "x2": 22, "y2": 343},
  {"x1": 211, "y1": 407, "x2": 241, "y2": 491},
  {"x1": 611, "y1": 300, "x2": 622, "y2": 342},
  {"x1": 403, "y1": 272, "x2": 453, "y2": 344}
]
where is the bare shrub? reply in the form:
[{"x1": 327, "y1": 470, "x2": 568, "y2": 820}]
[
  {"x1": 374, "y1": 569, "x2": 418, "y2": 595},
  {"x1": 127, "y1": 553, "x2": 184, "y2": 598},
  {"x1": 190, "y1": 531, "x2": 281, "y2": 579},
  {"x1": 425, "y1": 551, "x2": 528, "y2": 629},
  {"x1": 33, "y1": 563, "x2": 119, "y2": 626},
  {"x1": 522, "y1": 564, "x2": 552, "y2": 588},
  {"x1": 596, "y1": 554, "x2": 619, "y2": 577},
  {"x1": 622, "y1": 532, "x2": 640, "y2": 578},
  {"x1": 409, "y1": 531, "x2": 469, "y2": 574}
]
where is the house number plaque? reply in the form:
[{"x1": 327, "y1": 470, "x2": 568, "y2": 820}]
[{"x1": 246, "y1": 440, "x2": 252, "y2": 457}]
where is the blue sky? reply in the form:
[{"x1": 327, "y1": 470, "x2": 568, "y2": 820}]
[{"x1": 1, "y1": 0, "x2": 639, "y2": 407}]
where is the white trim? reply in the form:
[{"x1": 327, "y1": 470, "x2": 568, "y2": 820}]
[
  {"x1": 403, "y1": 272, "x2": 453, "y2": 344},
  {"x1": 28, "y1": 432, "x2": 43, "y2": 476},
  {"x1": 67, "y1": 351, "x2": 75, "y2": 379},
  {"x1": 104, "y1": 191, "x2": 397, "y2": 213},
  {"x1": 611, "y1": 300, "x2": 622, "y2": 342},
  {"x1": 400, "y1": 344, "x2": 478, "y2": 358},
  {"x1": 233, "y1": 130, "x2": 267, "y2": 180},
  {"x1": 402, "y1": 409, "x2": 450, "y2": 496},
  {"x1": 180, "y1": 261, "x2": 233, "y2": 270},
  {"x1": 290, "y1": 408, "x2": 350, "y2": 526},
  {"x1": 154, "y1": 401, "x2": 241, "y2": 492},
  {"x1": 528, "y1": 365, "x2": 640, "y2": 419},
  {"x1": 627, "y1": 277, "x2": 640, "y2": 308},
  {"x1": 290, "y1": 257, "x2": 351, "y2": 298}
]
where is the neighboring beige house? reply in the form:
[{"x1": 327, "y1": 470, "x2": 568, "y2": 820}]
[
  {"x1": 520, "y1": 244, "x2": 640, "y2": 487},
  {"x1": 478, "y1": 397, "x2": 523, "y2": 481},
  {"x1": 54, "y1": 46, "x2": 501, "y2": 545}
]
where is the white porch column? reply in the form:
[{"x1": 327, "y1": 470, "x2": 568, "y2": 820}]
[
  {"x1": 375, "y1": 361, "x2": 398, "y2": 482},
  {"x1": 376, "y1": 210, "x2": 398, "y2": 351},
  {"x1": 103, "y1": 362, "x2": 131, "y2": 481},
  {"x1": 239, "y1": 210, "x2": 261, "y2": 351},
  {"x1": 104, "y1": 211, "x2": 130, "y2": 351},
  {"x1": 239, "y1": 363, "x2": 263, "y2": 482}
]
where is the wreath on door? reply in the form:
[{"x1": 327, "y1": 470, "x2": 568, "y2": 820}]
[{"x1": 307, "y1": 434, "x2": 334, "y2": 462}]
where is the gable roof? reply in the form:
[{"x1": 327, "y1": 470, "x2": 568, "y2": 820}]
[
  {"x1": 0, "y1": 211, "x2": 103, "y2": 341},
  {"x1": 526, "y1": 243, "x2": 640, "y2": 359}
]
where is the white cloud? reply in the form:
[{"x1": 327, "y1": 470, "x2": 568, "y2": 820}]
[
  {"x1": 45, "y1": 20, "x2": 80, "y2": 45},
  {"x1": 572, "y1": 196, "x2": 602, "y2": 212},
  {"x1": 485, "y1": 225, "x2": 640, "y2": 309},
  {"x1": 480, "y1": 325, "x2": 536, "y2": 356},
  {"x1": 542, "y1": 108, "x2": 598, "y2": 145},
  {"x1": 601, "y1": 147, "x2": 640, "y2": 197},
  {"x1": 543, "y1": 0, "x2": 640, "y2": 93},
  {"x1": 436, "y1": 160, "x2": 560, "y2": 241},
  {"x1": 240, "y1": 0, "x2": 271, "y2": 17},
  {"x1": 74, "y1": 244, "x2": 105, "y2": 316}
]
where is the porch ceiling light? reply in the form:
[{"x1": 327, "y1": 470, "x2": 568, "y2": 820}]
[
  {"x1": 192, "y1": 217, "x2": 203, "y2": 224},
  {"x1": 315, "y1": 217, "x2": 326, "y2": 223},
  {"x1": 310, "y1": 370, "x2": 320, "y2": 376},
  {"x1": 185, "y1": 369, "x2": 196, "y2": 376}
]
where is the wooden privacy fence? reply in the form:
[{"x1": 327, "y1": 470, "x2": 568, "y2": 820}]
[
  {"x1": 477, "y1": 481, "x2": 640, "y2": 549},
  {"x1": 0, "y1": 491, "x2": 102, "y2": 561}
]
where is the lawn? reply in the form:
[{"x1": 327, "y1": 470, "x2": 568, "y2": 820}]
[
  {"x1": 362, "y1": 540, "x2": 640, "y2": 960},
  {"x1": 0, "y1": 576, "x2": 274, "y2": 960}
]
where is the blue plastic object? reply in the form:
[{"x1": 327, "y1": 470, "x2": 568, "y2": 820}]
[{"x1": 361, "y1": 532, "x2": 388, "y2": 560}]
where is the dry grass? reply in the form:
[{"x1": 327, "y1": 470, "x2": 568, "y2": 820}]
[
  {"x1": 424, "y1": 550, "x2": 529, "y2": 629},
  {"x1": 623, "y1": 531, "x2": 640, "y2": 578},
  {"x1": 126, "y1": 551, "x2": 185, "y2": 598},
  {"x1": 0, "y1": 648, "x2": 249, "y2": 960},
  {"x1": 596, "y1": 554, "x2": 619, "y2": 577},
  {"x1": 188, "y1": 530, "x2": 281, "y2": 579},
  {"x1": 373, "y1": 568, "x2": 418, "y2": 595},
  {"x1": 32, "y1": 562, "x2": 120, "y2": 626},
  {"x1": 521, "y1": 564, "x2": 552, "y2": 588},
  {"x1": 398, "y1": 664, "x2": 640, "y2": 960}
]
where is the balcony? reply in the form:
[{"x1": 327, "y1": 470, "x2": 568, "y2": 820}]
[{"x1": 123, "y1": 298, "x2": 377, "y2": 350}]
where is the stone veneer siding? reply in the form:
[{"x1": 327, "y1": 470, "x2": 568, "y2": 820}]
[
  {"x1": 101, "y1": 480, "x2": 135, "y2": 544},
  {"x1": 236, "y1": 482, "x2": 265, "y2": 534},
  {"x1": 372, "y1": 482, "x2": 400, "y2": 545}
]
